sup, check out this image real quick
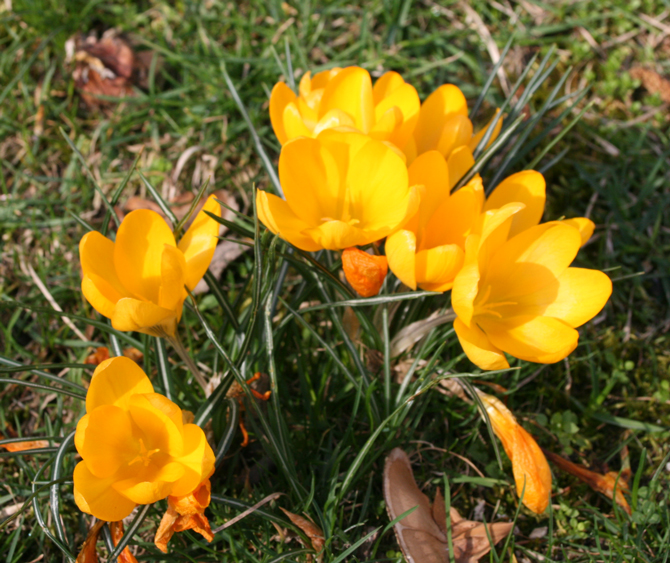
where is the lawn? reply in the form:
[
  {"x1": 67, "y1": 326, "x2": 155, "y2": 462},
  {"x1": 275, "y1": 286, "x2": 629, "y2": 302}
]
[{"x1": 1, "y1": 0, "x2": 669, "y2": 561}]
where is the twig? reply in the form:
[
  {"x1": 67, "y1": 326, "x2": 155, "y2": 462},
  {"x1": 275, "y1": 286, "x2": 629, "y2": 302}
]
[{"x1": 212, "y1": 492, "x2": 283, "y2": 533}]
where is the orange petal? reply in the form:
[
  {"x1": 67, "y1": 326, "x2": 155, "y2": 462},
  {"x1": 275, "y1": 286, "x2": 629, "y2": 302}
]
[
  {"x1": 86, "y1": 356, "x2": 154, "y2": 412},
  {"x1": 562, "y1": 217, "x2": 595, "y2": 246},
  {"x1": 477, "y1": 390, "x2": 552, "y2": 514},
  {"x1": 112, "y1": 298, "x2": 178, "y2": 338},
  {"x1": 158, "y1": 245, "x2": 187, "y2": 314},
  {"x1": 154, "y1": 504, "x2": 179, "y2": 554},
  {"x1": 109, "y1": 521, "x2": 139, "y2": 563},
  {"x1": 73, "y1": 461, "x2": 137, "y2": 522},
  {"x1": 342, "y1": 247, "x2": 388, "y2": 297},
  {"x1": 75, "y1": 520, "x2": 105, "y2": 563}
]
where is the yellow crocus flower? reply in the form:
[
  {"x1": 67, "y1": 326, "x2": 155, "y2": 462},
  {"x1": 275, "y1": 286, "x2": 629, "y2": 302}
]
[
  {"x1": 256, "y1": 129, "x2": 420, "y2": 251},
  {"x1": 269, "y1": 66, "x2": 420, "y2": 148},
  {"x1": 73, "y1": 357, "x2": 215, "y2": 522},
  {"x1": 79, "y1": 196, "x2": 221, "y2": 338},
  {"x1": 452, "y1": 205, "x2": 612, "y2": 369},
  {"x1": 386, "y1": 149, "x2": 549, "y2": 292},
  {"x1": 403, "y1": 84, "x2": 502, "y2": 164},
  {"x1": 476, "y1": 388, "x2": 552, "y2": 514}
]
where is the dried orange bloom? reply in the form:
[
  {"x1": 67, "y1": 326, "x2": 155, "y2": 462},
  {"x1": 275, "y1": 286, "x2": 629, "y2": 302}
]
[
  {"x1": 270, "y1": 66, "x2": 420, "y2": 148},
  {"x1": 403, "y1": 84, "x2": 502, "y2": 164},
  {"x1": 73, "y1": 357, "x2": 215, "y2": 522},
  {"x1": 476, "y1": 389, "x2": 552, "y2": 514},
  {"x1": 452, "y1": 204, "x2": 611, "y2": 369},
  {"x1": 75, "y1": 520, "x2": 137, "y2": 563},
  {"x1": 257, "y1": 129, "x2": 419, "y2": 251},
  {"x1": 342, "y1": 247, "x2": 388, "y2": 297},
  {"x1": 155, "y1": 476, "x2": 214, "y2": 553},
  {"x1": 79, "y1": 195, "x2": 221, "y2": 337}
]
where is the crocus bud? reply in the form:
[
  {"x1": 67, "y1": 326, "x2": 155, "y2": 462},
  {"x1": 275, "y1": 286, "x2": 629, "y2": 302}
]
[{"x1": 342, "y1": 247, "x2": 388, "y2": 297}]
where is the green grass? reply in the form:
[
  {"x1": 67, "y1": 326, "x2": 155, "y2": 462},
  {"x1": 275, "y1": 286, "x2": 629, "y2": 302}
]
[{"x1": 1, "y1": 0, "x2": 670, "y2": 561}]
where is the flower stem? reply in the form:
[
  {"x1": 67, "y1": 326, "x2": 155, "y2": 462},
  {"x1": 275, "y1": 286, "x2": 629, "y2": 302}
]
[{"x1": 167, "y1": 332, "x2": 209, "y2": 393}]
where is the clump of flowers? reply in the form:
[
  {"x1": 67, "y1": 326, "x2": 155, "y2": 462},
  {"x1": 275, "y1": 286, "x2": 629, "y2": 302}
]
[
  {"x1": 79, "y1": 196, "x2": 221, "y2": 338},
  {"x1": 74, "y1": 356, "x2": 215, "y2": 522}
]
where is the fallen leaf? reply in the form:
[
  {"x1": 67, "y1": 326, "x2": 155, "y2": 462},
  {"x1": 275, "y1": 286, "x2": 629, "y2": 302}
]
[
  {"x1": 280, "y1": 508, "x2": 325, "y2": 561},
  {"x1": 383, "y1": 448, "x2": 513, "y2": 563},
  {"x1": 122, "y1": 347, "x2": 144, "y2": 363},
  {"x1": 630, "y1": 67, "x2": 670, "y2": 103},
  {"x1": 0, "y1": 432, "x2": 49, "y2": 452},
  {"x1": 543, "y1": 449, "x2": 631, "y2": 515}
]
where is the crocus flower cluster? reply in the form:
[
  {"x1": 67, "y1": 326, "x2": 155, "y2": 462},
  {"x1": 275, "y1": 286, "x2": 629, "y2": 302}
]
[{"x1": 259, "y1": 65, "x2": 612, "y2": 370}]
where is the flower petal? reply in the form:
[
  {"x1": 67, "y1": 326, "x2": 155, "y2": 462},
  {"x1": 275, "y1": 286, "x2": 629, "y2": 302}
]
[
  {"x1": 313, "y1": 108, "x2": 356, "y2": 136},
  {"x1": 158, "y1": 245, "x2": 187, "y2": 313},
  {"x1": 87, "y1": 356, "x2": 154, "y2": 412},
  {"x1": 170, "y1": 424, "x2": 215, "y2": 497},
  {"x1": 305, "y1": 220, "x2": 368, "y2": 250},
  {"x1": 519, "y1": 267, "x2": 612, "y2": 328},
  {"x1": 178, "y1": 195, "x2": 222, "y2": 290},
  {"x1": 81, "y1": 274, "x2": 124, "y2": 320},
  {"x1": 114, "y1": 210, "x2": 176, "y2": 303},
  {"x1": 269, "y1": 81, "x2": 297, "y2": 144},
  {"x1": 435, "y1": 114, "x2": 473, "y2": 159},
  {"x1": 408, "y1": 150, "x2": 450, "y2": 230},
  {"x1": 451, "y1": 235, "x2": 483, "y2": 326},
  {"x1": 74, "y1": 461, "x2": 137, "y2": 521},
  {"x1": 283, "y1": 101, "x2": 314, "y2": 138},
  {"x1": 447, "y1": 145, "x2": 475, "y2": 190},
  {"x1": 319, "y1": 67, "x2": 374, "y2": 133},
  {"x1": 484, "y1": 170, "x2": 546, "y2": 238},
  {"x1": 369, "y1": 106, "x2": 403, "y2": 141},
  {"x1": 385, "y1": 230, "x2": 417, "y2": 290},
  {"x1": 415, "y1": 244, "x2": 464, "y2": 292},
  {"x1": 256, "y1": 190, "x2": 322, "y2": 251},
  {"x1": 372, "y1": 71, "x2": 405, "y2": 104},
  {"x1": 453, "y1": 317, "x2": 508, "y2": 370},
  {"x1": 112, "y1": 298, "x2": 178, "y2": 338},
  {"x1": 413, "y1": 84, "x2": 468, "y2": 155},
  {"x1": 129, "y1": 393, "x2": 184, "y2": 457},
  {"x1": 113, "y1": 470, "x2": 176, "y2": 505},
  {"x1": 481, "y1": 314, "x2": 579, "y2": 364},
  {"x1": 562, "y1": 217, "x2": 595, "y2": 246},
  {"x1": 78, "y1": 405, "x2": 136, "y2": 478}
]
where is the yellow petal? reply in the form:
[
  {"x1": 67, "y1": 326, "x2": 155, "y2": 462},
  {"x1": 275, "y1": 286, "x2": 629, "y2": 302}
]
[
  {"x1": 283, "y1": 101, "x2": 313, "y2": 139},
  {"x1": 374, "y1": 82, "x2": 420, "y2": 123},
  {"x1": 87, "y1": 356, "x2": 154, "y2": 412},
  {"x1": 299, "y1": 71, "x2": 312, "y2": 98},
  {"x1": 346, "y1": 136, "x2": 416, "y2": 232},
  {"x1": 435, "y1": 114, "x2": 473, "y2": 158},
  {"x1": 306, "y1": 220, "x2": 368, "y2": 250},
  {"x1": 178, "y1": 195, "x2": 222, "y2": 290},
  {"x1": 484, "y1": 171, "x2": 546, "y2": 238},
  {"x1": 385, "y1": 230, "x2": 417, "y2": 290},
  {"x1": 270, "y1": 81, "x2": 297, "y2": 144},
  {"x1": 415, "y1": 244, "x2": 464, "y2": 292},
  {"x1": 486, "y1": 223, "x2": 581, "y2": 300},
  {"x1": 446, "y1": 145, "x2": 475, "y2": 190},
  {"x1": 319, "y1": 66, "x2": 374, "y2": 133},
  {"x1": 114, "y1": 209, "x2": 176, "y2": 303},
  {"x1": 481, "y1": 314, "x2": 579, "y2": 364},
  {"x1": 128, "y1": 393, "x2": 185, "y2": 457},
  {"x1": 311, "y1": 67, "x2": 341, "y2": 90},
  {"x1": 520, "y1": 267, "x2": 612, "y2": 328},
  {"x1": 79, "y1": 231, "x2": 132, "y2": 317},
  {"x1": 313, "y1": 108, "x2": 356, "y2": 135},
  {"x1": 256, "y1": 190, "x2": 322, "y2": 251},
  {"x1": 469, "y1": 109, "x2": 503, "y2": 152},
  {"x1": 476, "y1": 202, "x2": 527, "y2": 269},
  {"x1": 74, "y1": 461, "x2": 137, "y2": 521},
  {"x1": 369, "y1": 106, "x2": 403, "y2": 141},
  {"x1": 113, "y1": 470, "x2": 176, "y2": 505},
  {"x1": 372, "y1": 71, "x2": 405, "y2": 104},
  {"x1": 158, "y1": 245, "x2": 187, "y2": 313},
  {"x1": 112, "y1": 298, "x2": 178, "y2": 338},
  {"x1": 78, "y1": 405, "x2": 136, "y2": 478},
  {"x1": 451, "y1": 235, "x2": 483, "y2": 327},
  {"x1": 408, "y1": 150, "x2": 450, "y2": 230},
  {"x1": 413, "y1": 84, "x2": 468, "y2": 155},
  {"x1": 562, "y1": 217, "x2": 595, "y2": 246},
  {"x1": 171, "y1": 424, "x2": 215, "y2": 497},
  {"x1": 453, "y1": 317, "x2": 509, "y2": 370},
  {"x1": 74, "y1": 414, "x2": 89, "y2": 455}
]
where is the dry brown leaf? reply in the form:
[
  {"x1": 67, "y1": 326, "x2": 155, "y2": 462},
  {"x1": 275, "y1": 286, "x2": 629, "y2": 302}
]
[
  {"x1": 84, "y1": 347, "x2": 110, "y2": 365},
  {"x1": 630, "y1": 67, "x2": 670, "y2": 103},
  {"x1": 280, "y1": 507, "x2": 325, "y2": 559},
  {"x1": 383, "y1": 448, "x2": 513, "y2": 563},
  {"x1": 0, "y1": 431, "x2": 49, "y2": 452},
  {"x1": 122, "y1": 347, "x2": 144, "y2": 363},
  {"x1": 543, "y1": 449, "x2": 631, "y2": 515}
]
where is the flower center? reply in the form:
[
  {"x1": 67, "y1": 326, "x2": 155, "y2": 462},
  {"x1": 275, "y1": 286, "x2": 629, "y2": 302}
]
[
  {"x1": 474, "y1": 284, "x2": 517, "y2": 319},
  {"x1": 129, "y1": 438, "x2": 161, "y2": 467}
]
